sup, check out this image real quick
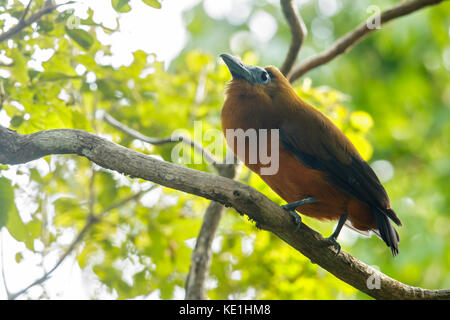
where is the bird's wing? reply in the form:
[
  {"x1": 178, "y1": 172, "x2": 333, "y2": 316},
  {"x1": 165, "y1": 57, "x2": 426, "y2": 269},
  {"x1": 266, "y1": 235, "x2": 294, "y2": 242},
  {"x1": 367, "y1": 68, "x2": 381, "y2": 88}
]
[{"x1": 279, "y1": 116, "x2": 401, "y2": 226}]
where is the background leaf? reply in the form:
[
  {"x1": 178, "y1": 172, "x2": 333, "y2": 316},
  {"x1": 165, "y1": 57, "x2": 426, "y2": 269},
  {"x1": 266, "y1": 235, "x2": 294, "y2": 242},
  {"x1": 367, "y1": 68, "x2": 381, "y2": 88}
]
[
  {"x1": 65, "y1": 27, "x2": 94, "y2": 50},
  {"x1": 142, "y1": 0, "x2": 161, "y2": 9},
  {"x1": 111, "y1": 0, "x2": 131, "y2": 13}
]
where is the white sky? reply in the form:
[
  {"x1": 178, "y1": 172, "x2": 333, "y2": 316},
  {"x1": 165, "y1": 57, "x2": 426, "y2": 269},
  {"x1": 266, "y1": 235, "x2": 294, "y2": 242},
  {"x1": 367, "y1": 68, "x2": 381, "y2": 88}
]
[{"x1": 67, "y1": 0, "x2": 201, "y2": 67}]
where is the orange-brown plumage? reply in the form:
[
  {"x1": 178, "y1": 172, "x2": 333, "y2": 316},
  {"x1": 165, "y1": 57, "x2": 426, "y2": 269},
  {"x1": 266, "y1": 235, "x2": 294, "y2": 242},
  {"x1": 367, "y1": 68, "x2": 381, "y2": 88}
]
[{"x1": 220, "y1": 54, "x2": 402, "y2": 255}]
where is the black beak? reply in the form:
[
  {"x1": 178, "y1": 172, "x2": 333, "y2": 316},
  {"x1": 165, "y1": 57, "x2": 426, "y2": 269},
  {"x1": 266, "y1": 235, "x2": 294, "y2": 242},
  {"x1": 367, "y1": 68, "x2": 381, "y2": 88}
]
[{"x1": 220, "y1": 53, "x2": 254, "y2": 84}]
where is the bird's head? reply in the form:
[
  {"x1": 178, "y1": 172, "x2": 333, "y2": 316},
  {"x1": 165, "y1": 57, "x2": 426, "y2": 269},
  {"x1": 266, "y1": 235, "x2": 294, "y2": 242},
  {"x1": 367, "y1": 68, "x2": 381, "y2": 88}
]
[{"x1": 220, "y1": 53, "x2": 295, "y2": 104}]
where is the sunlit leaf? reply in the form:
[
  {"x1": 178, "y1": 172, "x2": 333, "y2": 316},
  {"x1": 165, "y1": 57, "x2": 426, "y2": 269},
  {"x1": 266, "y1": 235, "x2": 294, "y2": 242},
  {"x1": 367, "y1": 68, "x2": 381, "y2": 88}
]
[
  {"x1": 65, "y1": 27, "x2": 94, "y2": 50},
  {"x1": 142, "y1": 0, "x2": 161, "y2": 9},
  {"x1": 111, "y1": 0, "x2": 131, "y2": 13},
  {"x1": 39, "y1": 72, "x2": 81, "y2": 82},
  {"x1": 0, "y1": 177, "x2": 14, "y2": 230},
  {"x1": 350, "y1": 111, "x2": 374, "y2": 132}
]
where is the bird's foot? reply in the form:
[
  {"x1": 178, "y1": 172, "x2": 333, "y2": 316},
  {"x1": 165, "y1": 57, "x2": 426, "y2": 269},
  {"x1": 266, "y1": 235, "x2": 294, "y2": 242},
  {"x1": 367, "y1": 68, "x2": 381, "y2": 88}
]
[
  {"x1": 282, "y1": 207, "x2": 302, "y2": 231},
  {"x1": 325, "y1": 236, "x2": 341, "y2": 255},
  {"x1": 283, "y1": 197, "x2": 317, "y2": 211},
  {"x1": 282, "y1": 197, "x2": 317, "y2": 232}
]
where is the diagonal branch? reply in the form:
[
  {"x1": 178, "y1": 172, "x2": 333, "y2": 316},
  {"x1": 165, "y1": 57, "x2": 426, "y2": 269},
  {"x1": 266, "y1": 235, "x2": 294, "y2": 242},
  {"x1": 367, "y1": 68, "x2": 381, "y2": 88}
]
[
  {"x1": 280, "y1": 0, "x2": 307, "y2": 76},
  {"x1": 0, "y1": 0, "x2": 76, "y2": 43},
  {"x1": 1, "y1": 126, "x2": 449, "y2": 300},
  {"x1": 19, "y1": 1, "x2": 34, "y2": 24},
  {"x1": 0, "y1": 1, "x2": 57, "y2": 42},
  {"x1": 287, "y1": 0, "x2": 445, "y2": 83}
]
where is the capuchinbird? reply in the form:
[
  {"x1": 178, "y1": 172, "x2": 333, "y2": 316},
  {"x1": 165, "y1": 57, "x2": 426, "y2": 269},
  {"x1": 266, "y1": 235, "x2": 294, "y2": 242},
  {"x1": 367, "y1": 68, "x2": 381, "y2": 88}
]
[{"x1": 220, "y1": 54, "x2": 401, "y2": 256}]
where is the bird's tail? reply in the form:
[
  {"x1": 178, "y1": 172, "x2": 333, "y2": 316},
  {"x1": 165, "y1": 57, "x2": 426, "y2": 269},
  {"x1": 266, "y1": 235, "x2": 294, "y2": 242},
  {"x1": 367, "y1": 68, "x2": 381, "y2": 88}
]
[{"x1": 373, "y1": 207, "x2": 400, "y2": 256}]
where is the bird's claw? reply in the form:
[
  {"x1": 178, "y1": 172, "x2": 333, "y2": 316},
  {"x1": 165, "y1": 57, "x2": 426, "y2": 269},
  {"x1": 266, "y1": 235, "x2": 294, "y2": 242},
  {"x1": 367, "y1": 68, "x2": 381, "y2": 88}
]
[
  {"x1": 282, "y1": 205, "x2": 302, "y2": 231},
  {"x1": 325, "y1": 236, "x2": 341, "y2": 255}
]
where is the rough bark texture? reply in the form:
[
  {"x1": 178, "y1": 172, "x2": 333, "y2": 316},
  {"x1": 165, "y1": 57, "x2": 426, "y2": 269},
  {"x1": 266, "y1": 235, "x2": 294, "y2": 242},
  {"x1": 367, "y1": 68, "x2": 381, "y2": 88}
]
[{"x1": 1, "y1": 126, "x2": 449, "y2": 300}]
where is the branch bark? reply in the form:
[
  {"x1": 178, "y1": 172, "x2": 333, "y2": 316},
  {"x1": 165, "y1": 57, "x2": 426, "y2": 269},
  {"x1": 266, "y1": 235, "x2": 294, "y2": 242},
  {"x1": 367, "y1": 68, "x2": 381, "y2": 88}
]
[
  {"x1": 1, "y1": 126, "x2": 448, "y2": 300},
  {"x1": 102, "y1": 111, "x2": 234, "y2": 175},
  {"x1": 287, "y1": 0, "x2": 445, "y2": 83},
  {"x1": 280, "y1": 0, "x2": 307, "y2": 76},
  {"x1": 0, "y1": 1, "x2": 57, "y2": 43}
]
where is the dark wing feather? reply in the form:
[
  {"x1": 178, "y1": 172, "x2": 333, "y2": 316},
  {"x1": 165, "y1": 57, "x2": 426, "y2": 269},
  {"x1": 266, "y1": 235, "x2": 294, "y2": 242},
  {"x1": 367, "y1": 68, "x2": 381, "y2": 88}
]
[{"x1": 280, "y1": 119, "x2": 402, "y2": 227}]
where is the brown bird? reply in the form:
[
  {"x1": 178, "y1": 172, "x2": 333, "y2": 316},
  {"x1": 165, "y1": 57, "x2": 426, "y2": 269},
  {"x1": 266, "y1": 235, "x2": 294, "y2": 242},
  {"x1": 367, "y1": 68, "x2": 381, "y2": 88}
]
[{"x1": 220, "y1": 54, "x2": 402, "y2": 255}]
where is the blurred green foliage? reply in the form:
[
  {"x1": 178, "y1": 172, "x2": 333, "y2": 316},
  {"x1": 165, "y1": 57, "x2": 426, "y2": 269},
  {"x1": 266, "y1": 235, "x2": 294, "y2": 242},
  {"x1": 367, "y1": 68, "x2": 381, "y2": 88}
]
[{"x1": 0, "y1": 0, "x2": 448, "y2": 299}]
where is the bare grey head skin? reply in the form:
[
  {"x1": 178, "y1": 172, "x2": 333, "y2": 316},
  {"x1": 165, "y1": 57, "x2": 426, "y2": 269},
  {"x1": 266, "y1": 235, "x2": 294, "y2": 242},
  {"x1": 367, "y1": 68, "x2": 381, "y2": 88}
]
[{"x1": 220, "y1": 53, "x2": 271, "y2": 86}]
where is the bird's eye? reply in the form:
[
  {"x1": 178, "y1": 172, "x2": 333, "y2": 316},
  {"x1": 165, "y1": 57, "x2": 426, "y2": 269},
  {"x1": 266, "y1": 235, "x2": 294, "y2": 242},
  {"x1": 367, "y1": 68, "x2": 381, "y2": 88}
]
[{"x1": 261, "y1": 72, "x2": 269, "y2": 83}]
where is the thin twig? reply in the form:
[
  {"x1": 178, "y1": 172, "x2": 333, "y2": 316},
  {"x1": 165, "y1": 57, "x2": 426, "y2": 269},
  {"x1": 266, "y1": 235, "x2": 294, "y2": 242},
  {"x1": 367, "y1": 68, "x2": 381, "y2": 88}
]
[
  {"x1": 0, "y1": 81, "x2": 5, "y2": 112},
  {"x1": 288, "y1": 0, "x2": 445, "y2": 83},
  {"x1": 19, "y1": 0, "x2": 33, "y2": 23},
  {"x1": 102, "y1": 111, "x2": 233, "y2": 174},
  {"x1": 8, "y1": 191, "x2": 145, "y2": 300},
  {"x1": 280, "y1": 0, "x2": 307, "y2": 76},
  {"x1": 0, "y1": 62, "x2": 14, "y2": 67},
  {"x1": 88, "y1": 167, "x2": 96, "y2": 217},
  {"x1": 0, "y1": 1, "x2": 74, "y2": 42}
]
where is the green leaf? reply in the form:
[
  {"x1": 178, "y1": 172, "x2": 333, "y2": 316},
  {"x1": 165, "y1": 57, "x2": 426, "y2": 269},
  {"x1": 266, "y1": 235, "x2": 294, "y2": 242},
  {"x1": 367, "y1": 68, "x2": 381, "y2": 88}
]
[
  {"x1": 10, "y1": 49, "x2": 29, "y2": 84},
  {"x1": 111, "y1": 0, "x2": 131, "y2": 13},
  {"x1": 97, "y1": 171, "x2": 118, "y2": 207},
  {"x1": 65, "y1": 27, "x2": 94, "y2": 50},
  {"x1": 54, "y1": 197, "x2": 84, "y2": 227},
  {"x1": 0, "y1": 177, "x2": 14, "y2": 229},
  {"x1": 56, "y1": 9, "x2": 75, "y2": 23},
  {"x1": 0, "y1": 178, "x2": 34, "y2": 250},
  {"x1": 37, "y1": 19, "x2": 54, "y2": 33},
  {"x1": 6, "y1": 206, "x2": 34, "y2": 250},
  {"x1": 142, "y1": 0, "x2": 161, "y2": 9},
  {"x1": 15, "y1": 252, "x2": 23, "y2": 263},
  {"x1": 39, "y1": 71, "x2": 81, "y2": 82},
  {"x1": 26, "y1": 219, "x2": 42, "y2": 239},
  {"x1": 10, "y1": 115, "x2": 24, "y2": 128}
]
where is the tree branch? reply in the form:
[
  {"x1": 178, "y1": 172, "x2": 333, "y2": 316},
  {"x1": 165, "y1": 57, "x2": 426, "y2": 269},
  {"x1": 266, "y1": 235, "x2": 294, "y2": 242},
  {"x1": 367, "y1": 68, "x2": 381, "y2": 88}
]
[
  {"x1": 287, "y1": 0, "x2": 445, "y2": 83},
  {"x1": 19, "y1": 0, "x2": 34, "y2": 24},
  {"x1": 185, "y1": 201, "x2": 226, "y2": 300},
  {"x1": 280, "y1": 0, "x2": 307, "y2": 76},
  {"x1": 0, "y1": 1, "x2": 58, "y2": 43},
  {"x1": 101, "y1": 111, "x2": 234, "y2": 176},
  {"x1": 1, "y1": 126, "x2": 449, "y2": 299}
]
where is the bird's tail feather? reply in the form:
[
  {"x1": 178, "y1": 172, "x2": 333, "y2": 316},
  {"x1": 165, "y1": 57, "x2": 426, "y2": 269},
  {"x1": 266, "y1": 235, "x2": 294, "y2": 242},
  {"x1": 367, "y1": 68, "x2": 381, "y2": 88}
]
[{"x1": 373, "y1": 207, "x2": 400, "y2": 256}]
